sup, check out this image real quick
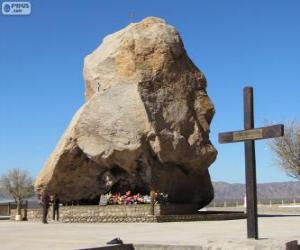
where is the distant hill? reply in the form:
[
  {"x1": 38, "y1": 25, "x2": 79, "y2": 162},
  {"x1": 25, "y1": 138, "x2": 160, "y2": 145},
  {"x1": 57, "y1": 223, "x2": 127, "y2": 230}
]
[
  {"x1": 213, "y1": 181, "x2": 300, "y2": 203},
  {"x1": 0, "y1": 188, "x2": 10, "y2": 200},
  {"x1": 0, "y1": 186, "x2": 10, "y2": 200}
]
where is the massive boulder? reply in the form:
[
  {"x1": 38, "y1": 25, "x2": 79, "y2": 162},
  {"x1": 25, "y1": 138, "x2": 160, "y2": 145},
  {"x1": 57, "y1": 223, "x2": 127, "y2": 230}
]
[{"x1": 35, "y1": 17, "x2": 217, "y2": 207}]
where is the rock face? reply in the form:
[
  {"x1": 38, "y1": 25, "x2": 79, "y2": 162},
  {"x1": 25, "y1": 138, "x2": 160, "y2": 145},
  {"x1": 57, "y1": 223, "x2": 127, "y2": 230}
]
[{"x1": 35, "y1": 17, "x2": 217, "y2": 207}]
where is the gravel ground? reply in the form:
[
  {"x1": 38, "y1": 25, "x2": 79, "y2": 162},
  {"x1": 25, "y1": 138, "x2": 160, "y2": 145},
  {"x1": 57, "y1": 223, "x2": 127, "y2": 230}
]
[{"x1": 0, "y1": 215, "x2": 299, "y2": 250}]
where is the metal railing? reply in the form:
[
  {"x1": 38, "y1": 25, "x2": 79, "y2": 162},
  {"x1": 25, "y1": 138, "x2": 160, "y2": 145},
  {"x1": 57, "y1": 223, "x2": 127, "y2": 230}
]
[{"x1": 0, "y1": 201, "x2": 28, "y2": 217}]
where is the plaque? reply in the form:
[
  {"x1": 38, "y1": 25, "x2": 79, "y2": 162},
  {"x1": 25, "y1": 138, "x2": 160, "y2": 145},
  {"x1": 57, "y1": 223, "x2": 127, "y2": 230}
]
[
  {"x1": 233, "y1": 128, "x2": 263, "y2": 141},
  {"x1": 99, "y1": 195, "x2": 108, "y2": 206}
]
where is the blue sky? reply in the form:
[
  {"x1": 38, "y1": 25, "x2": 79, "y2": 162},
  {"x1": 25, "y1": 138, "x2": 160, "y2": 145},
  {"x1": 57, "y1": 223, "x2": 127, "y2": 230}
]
[{"x1": 0, "y1": 0, "x2": 299, "y2": 183}]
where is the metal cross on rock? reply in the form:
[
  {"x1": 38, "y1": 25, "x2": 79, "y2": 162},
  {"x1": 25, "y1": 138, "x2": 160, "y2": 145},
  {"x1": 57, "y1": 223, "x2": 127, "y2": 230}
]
[{"x1": 218, "y1": 86, "x2": 284, "y2": 239}]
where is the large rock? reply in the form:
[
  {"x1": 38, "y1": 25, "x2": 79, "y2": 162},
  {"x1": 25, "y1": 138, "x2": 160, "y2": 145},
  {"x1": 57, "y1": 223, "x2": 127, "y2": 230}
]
[{"x1": 35, "y1": 17, "x2": 217, "y2": 207}]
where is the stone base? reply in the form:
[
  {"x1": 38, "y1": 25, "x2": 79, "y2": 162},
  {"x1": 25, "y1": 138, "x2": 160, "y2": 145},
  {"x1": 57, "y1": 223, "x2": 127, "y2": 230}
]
[
  {"x1": 10, "y1": 204, "x2": 246, "y2": 223},
  {"x1": 62, "y1": 212, "x2": 246, "y2": 223}
]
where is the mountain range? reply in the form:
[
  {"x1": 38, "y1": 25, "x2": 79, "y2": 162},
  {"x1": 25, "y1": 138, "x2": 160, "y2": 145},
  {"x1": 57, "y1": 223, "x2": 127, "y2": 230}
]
[
  {"x1": 213, "y1": 181, "x2": 300, "y2": 202},
  {"x1": 1, "y1": 181, "x2": 299, "y2": 202}
]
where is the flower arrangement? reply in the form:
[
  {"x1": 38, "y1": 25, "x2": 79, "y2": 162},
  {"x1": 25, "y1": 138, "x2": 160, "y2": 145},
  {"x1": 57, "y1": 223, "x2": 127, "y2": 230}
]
[
  {"x1": 104, "y1": 191, "x2": 150, "y2": 205},
  {"x1": 99, "y1": 191, "x2": 168, "y2": 205}
]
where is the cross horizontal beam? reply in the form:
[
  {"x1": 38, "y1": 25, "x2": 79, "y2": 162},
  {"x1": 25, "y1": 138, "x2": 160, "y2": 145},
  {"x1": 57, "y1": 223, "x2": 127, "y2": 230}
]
[{"x1": 219, "y1": 124, "x2": 284, "y2": 144}]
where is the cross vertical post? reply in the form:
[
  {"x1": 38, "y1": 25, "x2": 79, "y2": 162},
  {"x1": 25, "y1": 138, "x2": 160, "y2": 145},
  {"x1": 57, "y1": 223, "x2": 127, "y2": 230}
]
[{"x1": 244, "y1": 87, "x2": 258, "y2": 239}]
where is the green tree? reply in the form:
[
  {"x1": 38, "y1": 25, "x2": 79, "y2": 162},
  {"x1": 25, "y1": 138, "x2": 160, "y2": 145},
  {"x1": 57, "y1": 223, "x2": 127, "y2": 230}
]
[
  {"x1": 268, "y1": 121, "x2": 300, "y2": 180},
  {"x1": 0, "y1": 168, "x2": 34, "y2": 217}
]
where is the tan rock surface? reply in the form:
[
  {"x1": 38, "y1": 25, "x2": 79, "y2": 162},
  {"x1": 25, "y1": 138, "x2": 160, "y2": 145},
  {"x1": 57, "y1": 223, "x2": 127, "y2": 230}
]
[{"x1": 35, "y1": 17, "x2": 217, "y2": 207}]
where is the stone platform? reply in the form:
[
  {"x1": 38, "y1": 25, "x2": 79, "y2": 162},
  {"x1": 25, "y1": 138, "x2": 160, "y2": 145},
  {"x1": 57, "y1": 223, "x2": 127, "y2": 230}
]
[{"x1": 10, "y1": 204, "x2": 246, "y2": 223}]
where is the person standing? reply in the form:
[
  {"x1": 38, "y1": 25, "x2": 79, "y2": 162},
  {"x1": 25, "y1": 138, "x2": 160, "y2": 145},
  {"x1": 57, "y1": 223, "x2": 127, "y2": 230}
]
[
  {"x1": 52, "y1": 195, "x2": 60, "y2": 221},
  {"x1": 41, "y1": 192, "x2": 50, "y2": 224}
]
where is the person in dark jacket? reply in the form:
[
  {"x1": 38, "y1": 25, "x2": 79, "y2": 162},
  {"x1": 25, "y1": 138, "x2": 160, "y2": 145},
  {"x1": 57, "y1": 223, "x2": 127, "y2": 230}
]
[
  {"x1": 41, "y1": 192, "x2": 50, "y2": 224},
  {"x1": 52, "y1": 195, "x2": 60, "y2": 221}
]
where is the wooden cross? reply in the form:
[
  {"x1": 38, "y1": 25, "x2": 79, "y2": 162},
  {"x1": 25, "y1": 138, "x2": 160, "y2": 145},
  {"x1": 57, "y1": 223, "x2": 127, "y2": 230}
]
[{"x1": 218, "y1": 87, "x2": 284, "y2": 239}]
